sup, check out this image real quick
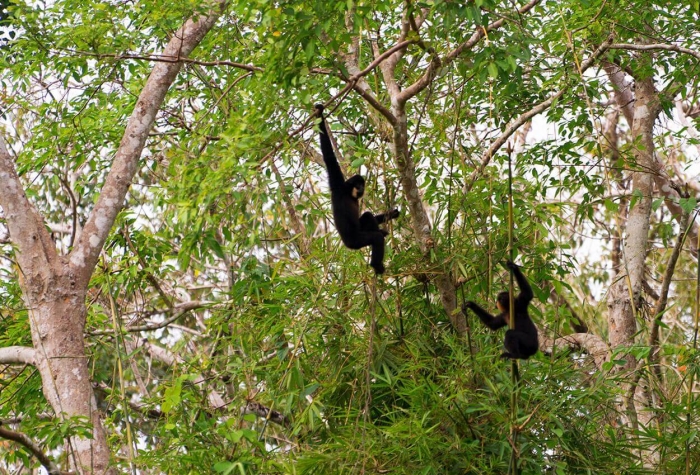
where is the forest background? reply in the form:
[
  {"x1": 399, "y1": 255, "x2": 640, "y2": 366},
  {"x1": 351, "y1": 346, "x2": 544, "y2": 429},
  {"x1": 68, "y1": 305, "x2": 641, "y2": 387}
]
[{"x1": 0, "y1": 0, "x2": 699, "y2": 474}]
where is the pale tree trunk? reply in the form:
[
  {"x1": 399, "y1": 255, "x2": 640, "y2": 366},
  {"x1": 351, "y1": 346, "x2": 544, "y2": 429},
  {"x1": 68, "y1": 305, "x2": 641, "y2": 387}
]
[
  {"x1": 604, "y1": 59, "x2": 699, "y2": 249},
  {"x1": 0, "y1": 3, "x2": 225, "y2": 473},
  {"x1": 604, "y1": 62, "x2": 661, "y2": 463}
]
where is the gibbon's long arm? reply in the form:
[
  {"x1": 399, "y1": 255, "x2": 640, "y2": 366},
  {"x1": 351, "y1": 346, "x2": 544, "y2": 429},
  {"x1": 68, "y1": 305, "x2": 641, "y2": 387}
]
[
  {"x1": 463, "y1": 302, "x2": 508, "y2": 331},
  {"x1": 315, "y1": 105, "x2": 345, "y2": 191},
  {"x1": 510, "y1": 263, "x2": 534, "y2": 305}
]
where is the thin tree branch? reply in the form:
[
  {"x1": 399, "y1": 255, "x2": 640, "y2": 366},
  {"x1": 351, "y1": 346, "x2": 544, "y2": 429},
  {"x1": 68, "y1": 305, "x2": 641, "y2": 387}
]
[
  {"x1": 127, "y1": 342, "x2": 289, "y2": 426},
  {"x1": 465, "y1": 33, "x2": 615, "y2": 193},
  {"x1": 397, "y1": 0, "x2": 543, "y2": 105},
  {"x1": 94, "y1": 382, "x2": 163, "y2": 420},
  {"x1": 0, "y1": 414, "x2": 53, "y2": 425},
  {"x1": 123, "y1": 227, "x2": 173, "y2": 309},
  {"x1": 343, "y1": 41, "x2": 416, "y2": 125},
  {"x1": 650, "y1": 210, "x2": 693, "y2": 348},
  {"x1": 0, "y1": 423, "x2": 62, "y2": 475},
  {"x1": 545, "y1": 283, "x2": 589, "y2": 333},
  {"x1": 89, "y1": 300, "x2": 214, "y2": 335},
  {"x1": 59, "y1": 49, "x2": 263, "y2": 71},
  {"x1": 609, "y1": 42, "x2": 700, "y2": 61},
  {"x1": 258, "y1": 38, "x2": 419, "y2": 166},
  {"x1": 57, "y1": 174, "x2": 79, "y2": 249},
  {"x1": 464, "y1": 89, "x2": 565, "y2": 193},
  {"x1": 242, "y1": 401, "x2": 290, "y2": 427},
  {"x1": 142, "y1": 340, "x2": 227, "y2": 409}
]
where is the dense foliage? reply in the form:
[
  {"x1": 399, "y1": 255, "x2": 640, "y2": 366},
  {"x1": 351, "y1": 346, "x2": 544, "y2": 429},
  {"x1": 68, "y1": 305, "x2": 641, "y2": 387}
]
[{"x1": 1, "y1": 0, "x2": 700, "y2": 473}]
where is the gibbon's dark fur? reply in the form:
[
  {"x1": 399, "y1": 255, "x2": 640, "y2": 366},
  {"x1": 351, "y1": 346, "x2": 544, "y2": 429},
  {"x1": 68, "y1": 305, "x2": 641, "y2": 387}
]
[
  {"x1": 463, "y1": 260, "x2": 538, "y2": 359},
  {"x1": 314, "y1": 104, "x2": 399, "y2": 274}
]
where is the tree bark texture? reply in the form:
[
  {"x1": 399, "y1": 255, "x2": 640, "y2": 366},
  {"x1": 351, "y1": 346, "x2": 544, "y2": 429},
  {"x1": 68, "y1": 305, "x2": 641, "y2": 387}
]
[
  {"x1": 604, "y1": 65, "x2": 661, "y2": 446},
  {"x1": 608, "y1": 73, "x2": 661, "y2": 354},
  {"x1": 604, "y1": 61, "x2": 699, "y2": 251},
  {"x1": 606, "y1": 75, "x2": 660, "y2": 365}
]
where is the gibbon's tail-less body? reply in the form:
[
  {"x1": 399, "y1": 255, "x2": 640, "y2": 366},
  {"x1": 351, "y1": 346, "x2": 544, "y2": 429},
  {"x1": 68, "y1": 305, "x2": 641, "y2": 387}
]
[
  {"x1": 463, "y1": 261, "x2": 539, "y2": 359},
  {"x1": 314, "y1": 104, "x2": 399, "y2": 274}
]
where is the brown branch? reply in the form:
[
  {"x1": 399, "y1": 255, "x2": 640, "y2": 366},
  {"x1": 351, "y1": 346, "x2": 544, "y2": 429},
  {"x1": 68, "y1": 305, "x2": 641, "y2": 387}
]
[
  {"x1": 142, "y1": 340, "x2": 227, "y2": 409},
  {"x1": 602, "y1": 60, "x2": 635, "y2": 124},
  {"x1": 130, "y1": 341, "x2": 291, "y2": 426},
  {"x1": 545, "y1": 283, "x2": 589, "y2": 333},
  {"x1": 89, "y1": 300, "x2": 213, "y2": 335},
  {"x1": 242, "y1": 401, "x2": 290, "y2": 427},
  {"x1": 94, "y1": 381, "x2": 163, "y2": 420},
  {"x1": 295, "y1": 141, "x2": 324, "y2": 168},
  {"x1": 57, "y1": 174, "x2": 79, "y2": 249},
  {"x1": 69, "y1": 0, "x2": 227, "y2": 285},
  {"x1": 0, "y1": 138, "x2": 58, "y2": 270},
  {"x1": 344, "y1": 40, "x2": 419, "y2": 125},
  {"x1": 372, "y1": 40, "x2": 403, "y2": 103},
  {"x1": 122, "y1": 227, "x2": 173, "y2": 309},
  {"x1": 348, "y1": 82, "x2": 396, "y2": 125},
  {"x1": 371, "y1": 3, "x2": 415, "y2": 102},
  {"x1": 397, "y1": 0, "x2": 543, "y2": 105},
  {"x1": 642, "y1": 280, "x2": 660, "y2": 301},
  {"x1": 259, "y1": 40, "x2": 420, "y2": 166},
  {"x1": 0, "y1": 423, "x2": 63, "y2": 475},
  {"x1": 337, "y1": 9, "x2": 405, "y2": 125},
  {"x1": 609, "y1": 42, "x2": 700, "y2": 61},
  {"x1": 0, "y1": 414, "x2": 53, "y2": 425},
  {"x1": 362, "y1": 40, "x2": 420, "y2": 75},
  {"x1": 60, "y1": 49, "x2": 263, "y2": 72},
  {"x1": 464, "y1": 88, "x2": 565, "y2": 193},
  {"x1": 649, "y1": 210, "x2": 693, "y2": 348},
  {"x1": 540, "y1": 332, "x2": 610, "y2": 370},
  {"x1": 0, "y1": 346, "x2": 37, "y2": 366}
]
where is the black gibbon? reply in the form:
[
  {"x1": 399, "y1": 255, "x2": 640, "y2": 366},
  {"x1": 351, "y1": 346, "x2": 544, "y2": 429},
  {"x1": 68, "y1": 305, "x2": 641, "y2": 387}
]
[
  {"x1": 314, "y1": 104, "x2": 399, "y2": 274},
  {"x1": 463, "y1": 260, "x2": 539, "y2": 359}
]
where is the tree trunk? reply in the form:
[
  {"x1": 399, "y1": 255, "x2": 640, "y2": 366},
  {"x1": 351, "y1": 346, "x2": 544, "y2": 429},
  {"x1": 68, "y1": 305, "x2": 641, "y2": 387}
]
[
  {"x1": 0, "y1": 3, "x2": 226, "y2": 472},
  {"x1": 27, "y1": 277, "x2": 110, "y2": 473},
  {"x1": 392, "y1": 106, "x2": 467, "y2": 335},
  {"x1": 606, "y1": 73, "x2": 660, "y2": 422}
]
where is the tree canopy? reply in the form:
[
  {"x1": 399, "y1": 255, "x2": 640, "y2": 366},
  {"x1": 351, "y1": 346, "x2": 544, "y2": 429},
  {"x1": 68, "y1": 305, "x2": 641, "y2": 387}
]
[{"x1": 1, "y1": 0, "x2": 700, "y2": 473}]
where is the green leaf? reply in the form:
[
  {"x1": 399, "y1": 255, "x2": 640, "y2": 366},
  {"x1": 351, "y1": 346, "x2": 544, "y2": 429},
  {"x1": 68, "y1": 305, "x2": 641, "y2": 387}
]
[
  {"x1": 488, "y1": 62, "x2": 499, "y2": 79},
  {"x1": 351, "y1": 157, "x2": 365, "y2": 168},
  {"x1": 162, "y1": 377, "x2": 184, "y2": 414}
]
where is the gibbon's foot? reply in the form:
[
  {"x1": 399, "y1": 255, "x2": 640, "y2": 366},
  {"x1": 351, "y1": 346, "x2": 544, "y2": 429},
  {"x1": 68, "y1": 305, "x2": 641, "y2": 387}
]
[{"x1": 372, "y1": 262, "x2": 386, "y2": 274}]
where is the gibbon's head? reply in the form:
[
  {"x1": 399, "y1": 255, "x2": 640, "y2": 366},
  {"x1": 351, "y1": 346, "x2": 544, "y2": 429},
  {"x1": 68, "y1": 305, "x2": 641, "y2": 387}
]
[
  {"x1": 347, "y1": 174, "x2": 365, "y2": 199},
  {"x1": 496, "y1": 291, "x2": 510, "y2": 314}
]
